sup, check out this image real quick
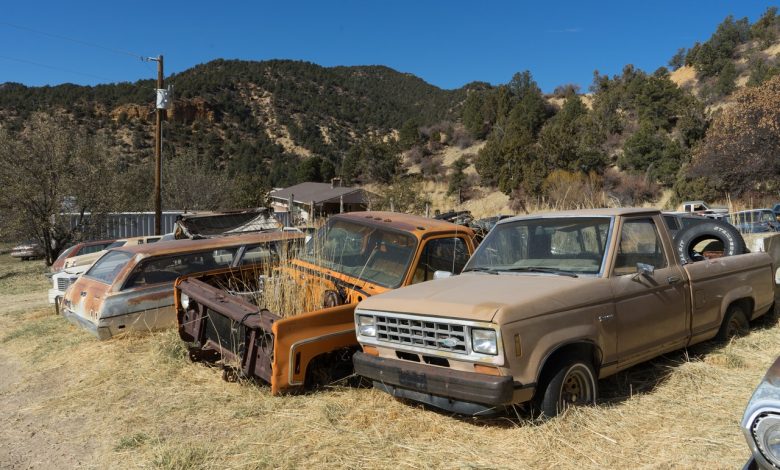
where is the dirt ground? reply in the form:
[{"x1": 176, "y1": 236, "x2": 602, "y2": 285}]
[{"x1": 0, "y1": 253, "x2": 777, "y2": 469}]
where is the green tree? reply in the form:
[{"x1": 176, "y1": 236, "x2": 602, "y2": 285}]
[
  {"x1": 713, "y1": 62, "x2": 738, "y2": 97},
  {"x1": 751, "y1": 7, "x2": 778, "y2": 48},
  {"x1": 447, "y1": 156, "x2": 470, "y2": 202},
  {"x1": 398, "y1": 118, "x2": 422, "y2": 149},
  {"x1": 620, "y1": 122, "x2": 686, "y2": 185},
  {"x1": 668, "y1": 48, "x2": 687, "y2": 71}
]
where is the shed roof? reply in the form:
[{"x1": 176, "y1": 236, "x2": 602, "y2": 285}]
[{"x1": 270, "y1": 182, "x2": 368, "y2": 205}]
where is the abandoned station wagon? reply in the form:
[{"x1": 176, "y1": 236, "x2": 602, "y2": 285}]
[{"x1": 61, "y1": 232, "x2": 302, "y2": 340}]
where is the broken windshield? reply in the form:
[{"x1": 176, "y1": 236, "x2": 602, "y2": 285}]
[
  {"x1": 299, "y1": 219, "x2": 417, "y2": 288},
  {"x1": 465, "y1": 217, "x2": 611, "y2": 276}
]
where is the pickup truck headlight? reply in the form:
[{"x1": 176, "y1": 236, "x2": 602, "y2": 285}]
[
  {"x1": 471, "y1": 328, "x2": 498, "y2": 355},
  {"x1": 180, "y1": 292, "x2": 190, "y2": 310},
  {"x1": 357, "y1": 315, "x2": 376, "y2": 337},
  {"x1": 754, "y1": 413, "x2": 780, "y2": 467}
]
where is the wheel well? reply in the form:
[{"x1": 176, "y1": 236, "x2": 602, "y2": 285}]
[
  {"x1": 303, "y1": 346, "x2": 358, "y2": 388},
  {"x1": 729, "y1": 297, "x2": 754, "y2": 321},
  {"x1": 536, "y1": 342, "x2": 602, "y2": 387}
]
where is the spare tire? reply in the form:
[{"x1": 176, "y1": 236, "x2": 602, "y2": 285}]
[{"x1": 673, "y1": 221, "x2": 746, "y2": 264}]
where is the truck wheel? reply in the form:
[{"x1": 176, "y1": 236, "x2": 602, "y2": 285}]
[
  {"x1": 673, "y1": 221, "x2": 746, "y2": 265},
  {"x1": 715, "y1": 304, "x2": 749, "y2": 342},
  {"x1": 535, "y1": 360, "x2": 597, "y2": 418}
]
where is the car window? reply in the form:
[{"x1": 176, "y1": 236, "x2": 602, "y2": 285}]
[
  {"x1": 613, "y1": 218, "x2": 667, "y2": 276},
  {"x1": 84, "y1": 251, "x2": 134, "y2": 284},
  {"x1": 412, "y1": 237, "x2": 470, "y2": 284},
  {"x1": 123, "y1": 247, "x2": 240, "y2": 289},
  {"x1": 106, "y1": 241, "x2": 127, "y2": 249},
  {"x1": 240, "y1": 242, "x2": 278, "y2": 266},
  {"x1": 80, "y1": 243, "x2": 111, "y2": 255},
  {"x1": 55, "y1": 245, "x2": 77, "y2": 262}
]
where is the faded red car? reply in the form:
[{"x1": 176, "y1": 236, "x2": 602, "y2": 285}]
[{"x1": 50, "y1": 239, "x2": 116, "y2": 273}]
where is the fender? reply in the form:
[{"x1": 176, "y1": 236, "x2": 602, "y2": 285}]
[
  {"x1": 271, "y1": 302, "x2": 358, "y2": 394},
  {"x1": 530, "y1": 326, "x2": 604, "y2": 385}
]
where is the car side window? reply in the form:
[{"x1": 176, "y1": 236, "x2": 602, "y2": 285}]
[
  {"x1": 240, "y1": 242, "x2": 278, "y2": 266},
  {"x1": 412, "y1": 237, "x2": 470, "y2": 284},
  {"x1": 123, "y1": 248, "x2": 239, "y2": 289},
  {"x1": 613, "y1": 218, "x2": 668, "y2": 276}
]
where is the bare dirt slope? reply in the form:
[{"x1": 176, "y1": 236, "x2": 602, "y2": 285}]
[{"x1": 0, "y1": 254, "x2": 777, "y2": 469}]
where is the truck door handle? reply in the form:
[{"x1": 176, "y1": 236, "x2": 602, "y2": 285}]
[
  {"x1": 599, "y1": 314, "x2": 614, "y2": 322},
  {"x1": 667, "y1": 276, "x2": 681, "y2": 285}
]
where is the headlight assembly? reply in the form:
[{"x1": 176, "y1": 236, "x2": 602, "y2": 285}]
[
  {"x1": 357, "y1": 315, "x2": 376, "y2": 337},
  {"x1": 180, "y1": 292, "x2": 190, "y2": 310},
  {"x1": 754, "y1": 413, "x2": 780, "y2": 467},
  {"x1": 471, "y1": 328, "x2": 498, "y2": 355}
]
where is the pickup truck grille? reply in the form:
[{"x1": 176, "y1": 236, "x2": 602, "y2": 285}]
[
  {"x1": 56, "y1": 277, "x2": 78, "y2": 291},
  {"x1": 375, "y1": 315, "x2": 467, "y2": 353},
  {"x1": 57, "y1": 277, "x2": 70, "y2": 291}
]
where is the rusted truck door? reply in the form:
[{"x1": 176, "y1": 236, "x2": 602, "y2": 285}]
[{"x1": 610, "y1": 217, "x2": 688, "y2": 368}]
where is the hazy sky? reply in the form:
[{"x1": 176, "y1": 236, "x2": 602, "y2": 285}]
[{"x1": 0, "y1": 1, "x2": 774, "y2": 92}]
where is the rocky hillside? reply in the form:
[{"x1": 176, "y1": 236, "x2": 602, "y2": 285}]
[{"x1": 0, "y1": 60, "x2": 467, "y2": 188}]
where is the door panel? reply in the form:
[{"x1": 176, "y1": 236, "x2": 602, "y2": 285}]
[{"x1": 610, "y1": 217, "x2": 688, "y2": 367}]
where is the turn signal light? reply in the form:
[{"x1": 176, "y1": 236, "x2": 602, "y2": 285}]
[
  {"x1": 473, "y1": 364, "x2": 501, "y2": 376},
  {"x1": 363, "y1": 345, "x2": 379, "y2": 356}
]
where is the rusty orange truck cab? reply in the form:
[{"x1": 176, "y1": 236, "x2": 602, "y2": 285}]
[
  {"x1": 61, "y1": 232, "x2": 302, "y2": 340},
  {"x1": 175, "y1": 211, "x2": 476, "y2": 394}
]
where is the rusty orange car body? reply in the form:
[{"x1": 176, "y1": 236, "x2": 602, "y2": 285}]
[{"x1": 175, "y1": 211, "x2": 477, "y2": 394}]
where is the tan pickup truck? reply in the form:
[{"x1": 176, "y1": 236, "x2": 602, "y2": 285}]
[{"x1": 353, "y1": 208, "x2": 778, "y2": 417}]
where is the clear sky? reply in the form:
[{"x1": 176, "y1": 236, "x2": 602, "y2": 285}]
[{"x1": 0, "y1": 1, "x2": 775, "y2": 92}]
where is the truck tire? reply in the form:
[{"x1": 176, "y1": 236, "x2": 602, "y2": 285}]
[
  {"x1": 673, "y1": 221, "x2": 746, "y2": 265},
  {"x1": 534, "y1": 359, "x2": 597, "y2": 419},
  {"x1": 715, "y1": 304, "x2": 749, "y2": 342}
]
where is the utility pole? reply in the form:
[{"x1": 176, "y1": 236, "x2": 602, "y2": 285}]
[
  {"x1": 153, "y1": 55, "x2": 164, "y2": 235},
  {"x1": 144, "y1": 55, "x2": 166, "y2": 235}
]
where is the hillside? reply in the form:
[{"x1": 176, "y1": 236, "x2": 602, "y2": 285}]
[
  {"x1": 668, "y1": 10, "x2": 780, "y2": 109},
  {"x1": 0, "y1": 60, "x2": 466, "y2": 194}
]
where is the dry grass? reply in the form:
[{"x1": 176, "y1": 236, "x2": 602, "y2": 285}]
[
  {"x1": 0, "y1": 250, "x2": 776, "y2": 468},
  {"x1": 0, "y1": 251, "x2": 49, "y2": 295}
]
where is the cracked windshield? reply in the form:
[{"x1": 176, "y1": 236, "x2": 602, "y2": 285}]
[
  {"x1": 300, "y1": 219, "x2": 417, "y2": 288},
  {"x1": 466, "y1": 218, "x2": 611, "y2": 275}
]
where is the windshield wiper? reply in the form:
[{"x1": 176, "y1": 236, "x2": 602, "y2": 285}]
[
  {"x1": 498, "y1": 267, "x2": 578, "y2": 278},
  {"x1": 461, "y1": 266, "x2": 498, "y2": 275}
]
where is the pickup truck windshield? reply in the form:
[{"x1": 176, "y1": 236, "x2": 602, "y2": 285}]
[
  {"x1": 299, "y1": 219, "x2": 417, "y2": 288},
  {"x1": 465, "y1": 217, "x2": 611, "y2": 275}
]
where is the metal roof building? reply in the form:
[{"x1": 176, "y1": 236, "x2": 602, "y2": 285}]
[{"x1": 269, "y1": 180, "x2": 372, "y2": 223}]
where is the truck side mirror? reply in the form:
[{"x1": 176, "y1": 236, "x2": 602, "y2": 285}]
[
  {"x1": 636, "y1": 263, "x2": 655, "y2": 278},
  {"x1": 433, "y1": 270, "x2": 452, "y2": 280}
]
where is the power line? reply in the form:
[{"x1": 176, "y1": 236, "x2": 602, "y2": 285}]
[
  {"x1": 0, "y1": 54, "x2": 111, "y2": 81},
  {"x1": 0, "y1": 21, "x2": 146, "y2": 61}
]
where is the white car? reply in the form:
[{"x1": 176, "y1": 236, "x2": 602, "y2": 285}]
[{"x1": 48, "y1": 265, "x2": 88, "y2": 314}]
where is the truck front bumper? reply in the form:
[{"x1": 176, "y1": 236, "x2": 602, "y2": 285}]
[{"x1": 353, "y1": 352, "x2": 523, "y2": 415}]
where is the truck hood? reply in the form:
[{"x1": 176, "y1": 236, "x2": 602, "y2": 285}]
[{"x1": 357, "y1": 272, "x2": 608, "y2": 323}]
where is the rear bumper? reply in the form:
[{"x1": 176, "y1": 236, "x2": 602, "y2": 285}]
[
  {"x1": 62, "y1": 308, "x2": 111, "y2": 340},
  {"x1": 353, "y1": 352, "x2": 519, "y2": 415},
  {"x1": 63, "y1": 307, "x2": 176, "y2": 340}
]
